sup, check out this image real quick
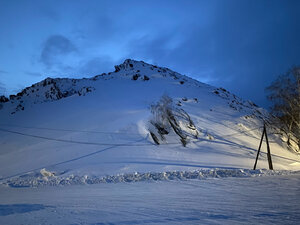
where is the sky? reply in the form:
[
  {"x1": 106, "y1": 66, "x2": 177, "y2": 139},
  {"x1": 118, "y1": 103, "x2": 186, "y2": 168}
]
[{"x1": 0, "y1": 0, "x2": 299, "y2": 107}]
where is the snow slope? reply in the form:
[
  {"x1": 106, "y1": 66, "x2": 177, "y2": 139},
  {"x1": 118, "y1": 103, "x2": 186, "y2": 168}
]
[{"x1": 0, "y1": 59, "x2": 300, "y2": 186}]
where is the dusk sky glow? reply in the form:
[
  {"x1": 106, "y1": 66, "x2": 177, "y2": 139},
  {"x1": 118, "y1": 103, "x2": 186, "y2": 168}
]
[{"x1": 0, "y1": 0, "x2": 299, "y2": 107}]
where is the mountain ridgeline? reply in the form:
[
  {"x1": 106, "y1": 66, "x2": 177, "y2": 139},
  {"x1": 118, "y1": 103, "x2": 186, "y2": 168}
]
[{"x1": 1, "y1": 59, "x2": 263, "y2": 118}]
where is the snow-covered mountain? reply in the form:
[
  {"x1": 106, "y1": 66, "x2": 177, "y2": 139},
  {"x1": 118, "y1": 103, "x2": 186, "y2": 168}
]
[{"x1": 0, "y1": 59, "x2": 299, "y2": 187}]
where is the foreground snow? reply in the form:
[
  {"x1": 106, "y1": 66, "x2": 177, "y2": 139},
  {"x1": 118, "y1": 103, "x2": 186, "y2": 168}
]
[{"x1": 1, "y1": 174, "x2": 300, "y2": 224}]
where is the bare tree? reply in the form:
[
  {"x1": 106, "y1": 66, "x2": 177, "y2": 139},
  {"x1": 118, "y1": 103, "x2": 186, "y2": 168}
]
[
  {"x1": 149, "y1": 95, "x2": 198, "y2": 146},
  {"x1": 266, "y1": 66, "x2": 300, "y2": 150}
]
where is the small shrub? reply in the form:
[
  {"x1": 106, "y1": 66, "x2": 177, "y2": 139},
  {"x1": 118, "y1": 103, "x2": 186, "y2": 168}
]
[
  {"x1": 132, "y1": 74, "x2": 140, "y2": 80},
  {"x1": 0, "y1": 95, "x2": 9, "y2": 103},
  {"x1": 143, "y1": 75, "x2": 150, "y2": 81}
]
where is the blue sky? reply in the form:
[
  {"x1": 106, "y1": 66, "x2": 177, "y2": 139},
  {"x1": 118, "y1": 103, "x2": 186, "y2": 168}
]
[{"x1": 0, "y1": 0, "x2": 299, "y2": 107}]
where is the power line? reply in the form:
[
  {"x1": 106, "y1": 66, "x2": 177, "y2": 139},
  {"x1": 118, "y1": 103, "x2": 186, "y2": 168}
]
[
  {"x1": 0, "y1": 128, "x2": 155, "y2": 147},
  {"x1": 0, "y1": 124, "x2": 267, "y2": 147},
  {"x1": 1, "y1": 125, "x2": 299, "y2": 182},
  {"x1": 0, "y1": 122, "x2": 264, "y2": 140},
  {"x1": 0, "y1": 124, "x2": 295, "y2": 154},
  {"x1": 0, "y1": 124, "x2": 141, "y2": 135},
  {"x1": 217, "y1": 126, "x2": 263, "y2": 139}
]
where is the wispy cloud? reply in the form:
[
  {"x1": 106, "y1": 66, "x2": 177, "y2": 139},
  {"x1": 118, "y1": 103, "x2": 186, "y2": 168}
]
[
  {"x1": 40, "y1": 35, "x2": 77, "y2": 69},
  {"x1": 24, "y1": 71, "x2": 42, "y2": 77},
  {"x1": 0, "y1": 70, "x2": 8, "y2": 74}
]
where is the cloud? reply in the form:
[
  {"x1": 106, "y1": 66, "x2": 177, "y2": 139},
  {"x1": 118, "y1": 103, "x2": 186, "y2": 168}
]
[
  {"x1": 24, "y1": 71, "x2": 42, "y2": 77},
  {"x1": 0, "y1": 70, "x2": 8, "y2": 74},
  {"x1": 40, "y1": 35, "x2": 77, "y2": 69},
  {"x1": 125, "y1": 1, "x2": 300, "y2": 106}
]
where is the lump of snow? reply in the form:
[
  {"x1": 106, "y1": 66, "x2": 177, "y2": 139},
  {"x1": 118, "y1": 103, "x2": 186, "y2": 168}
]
[
  {"x1": 182, "y1": 97, "x2": 188, "y2": 101},
  {"x1": 40, "y1": 168, "x2": 55, "y2": 177},
  {"x1": 206, "y1": 133, "x2": 215, "y2": 140}
]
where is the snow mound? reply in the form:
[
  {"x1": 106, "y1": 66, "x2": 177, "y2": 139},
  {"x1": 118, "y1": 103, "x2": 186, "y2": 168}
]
[
  {"x1": 2, "y1": 169, "x2": 299, "y2": 188},
  {"x1": 40, "y1": 168, "x2": 55, "y2": 177}
]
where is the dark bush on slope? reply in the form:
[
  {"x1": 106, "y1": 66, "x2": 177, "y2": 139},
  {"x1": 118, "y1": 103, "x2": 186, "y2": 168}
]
[{"x1": 149, "y1": 95, "x2": 198, "y2": 146}]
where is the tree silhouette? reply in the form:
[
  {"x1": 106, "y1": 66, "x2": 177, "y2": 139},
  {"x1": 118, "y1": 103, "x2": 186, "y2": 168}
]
[{"x1": 266, "y1": 66, "x2": 300, "y2": 150}]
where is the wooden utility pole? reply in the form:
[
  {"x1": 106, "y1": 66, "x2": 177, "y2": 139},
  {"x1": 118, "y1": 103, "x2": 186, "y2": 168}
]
[{"x1": 253, "y1": 124, "x2": 273, "y2": 170}]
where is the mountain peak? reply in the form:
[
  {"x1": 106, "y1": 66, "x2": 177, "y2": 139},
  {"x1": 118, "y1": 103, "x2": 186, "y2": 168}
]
[
  {"x1": 114, "y1": 59, "x2": 147, "y2": 72},
  {"x1": 113, "y1": 59, "x2": 188, "y2": 81}
]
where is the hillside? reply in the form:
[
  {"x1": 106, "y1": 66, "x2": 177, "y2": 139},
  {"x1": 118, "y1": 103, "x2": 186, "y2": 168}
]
[{"x1": 0, "y1": 59, "x2": 299, "y2": 187}]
